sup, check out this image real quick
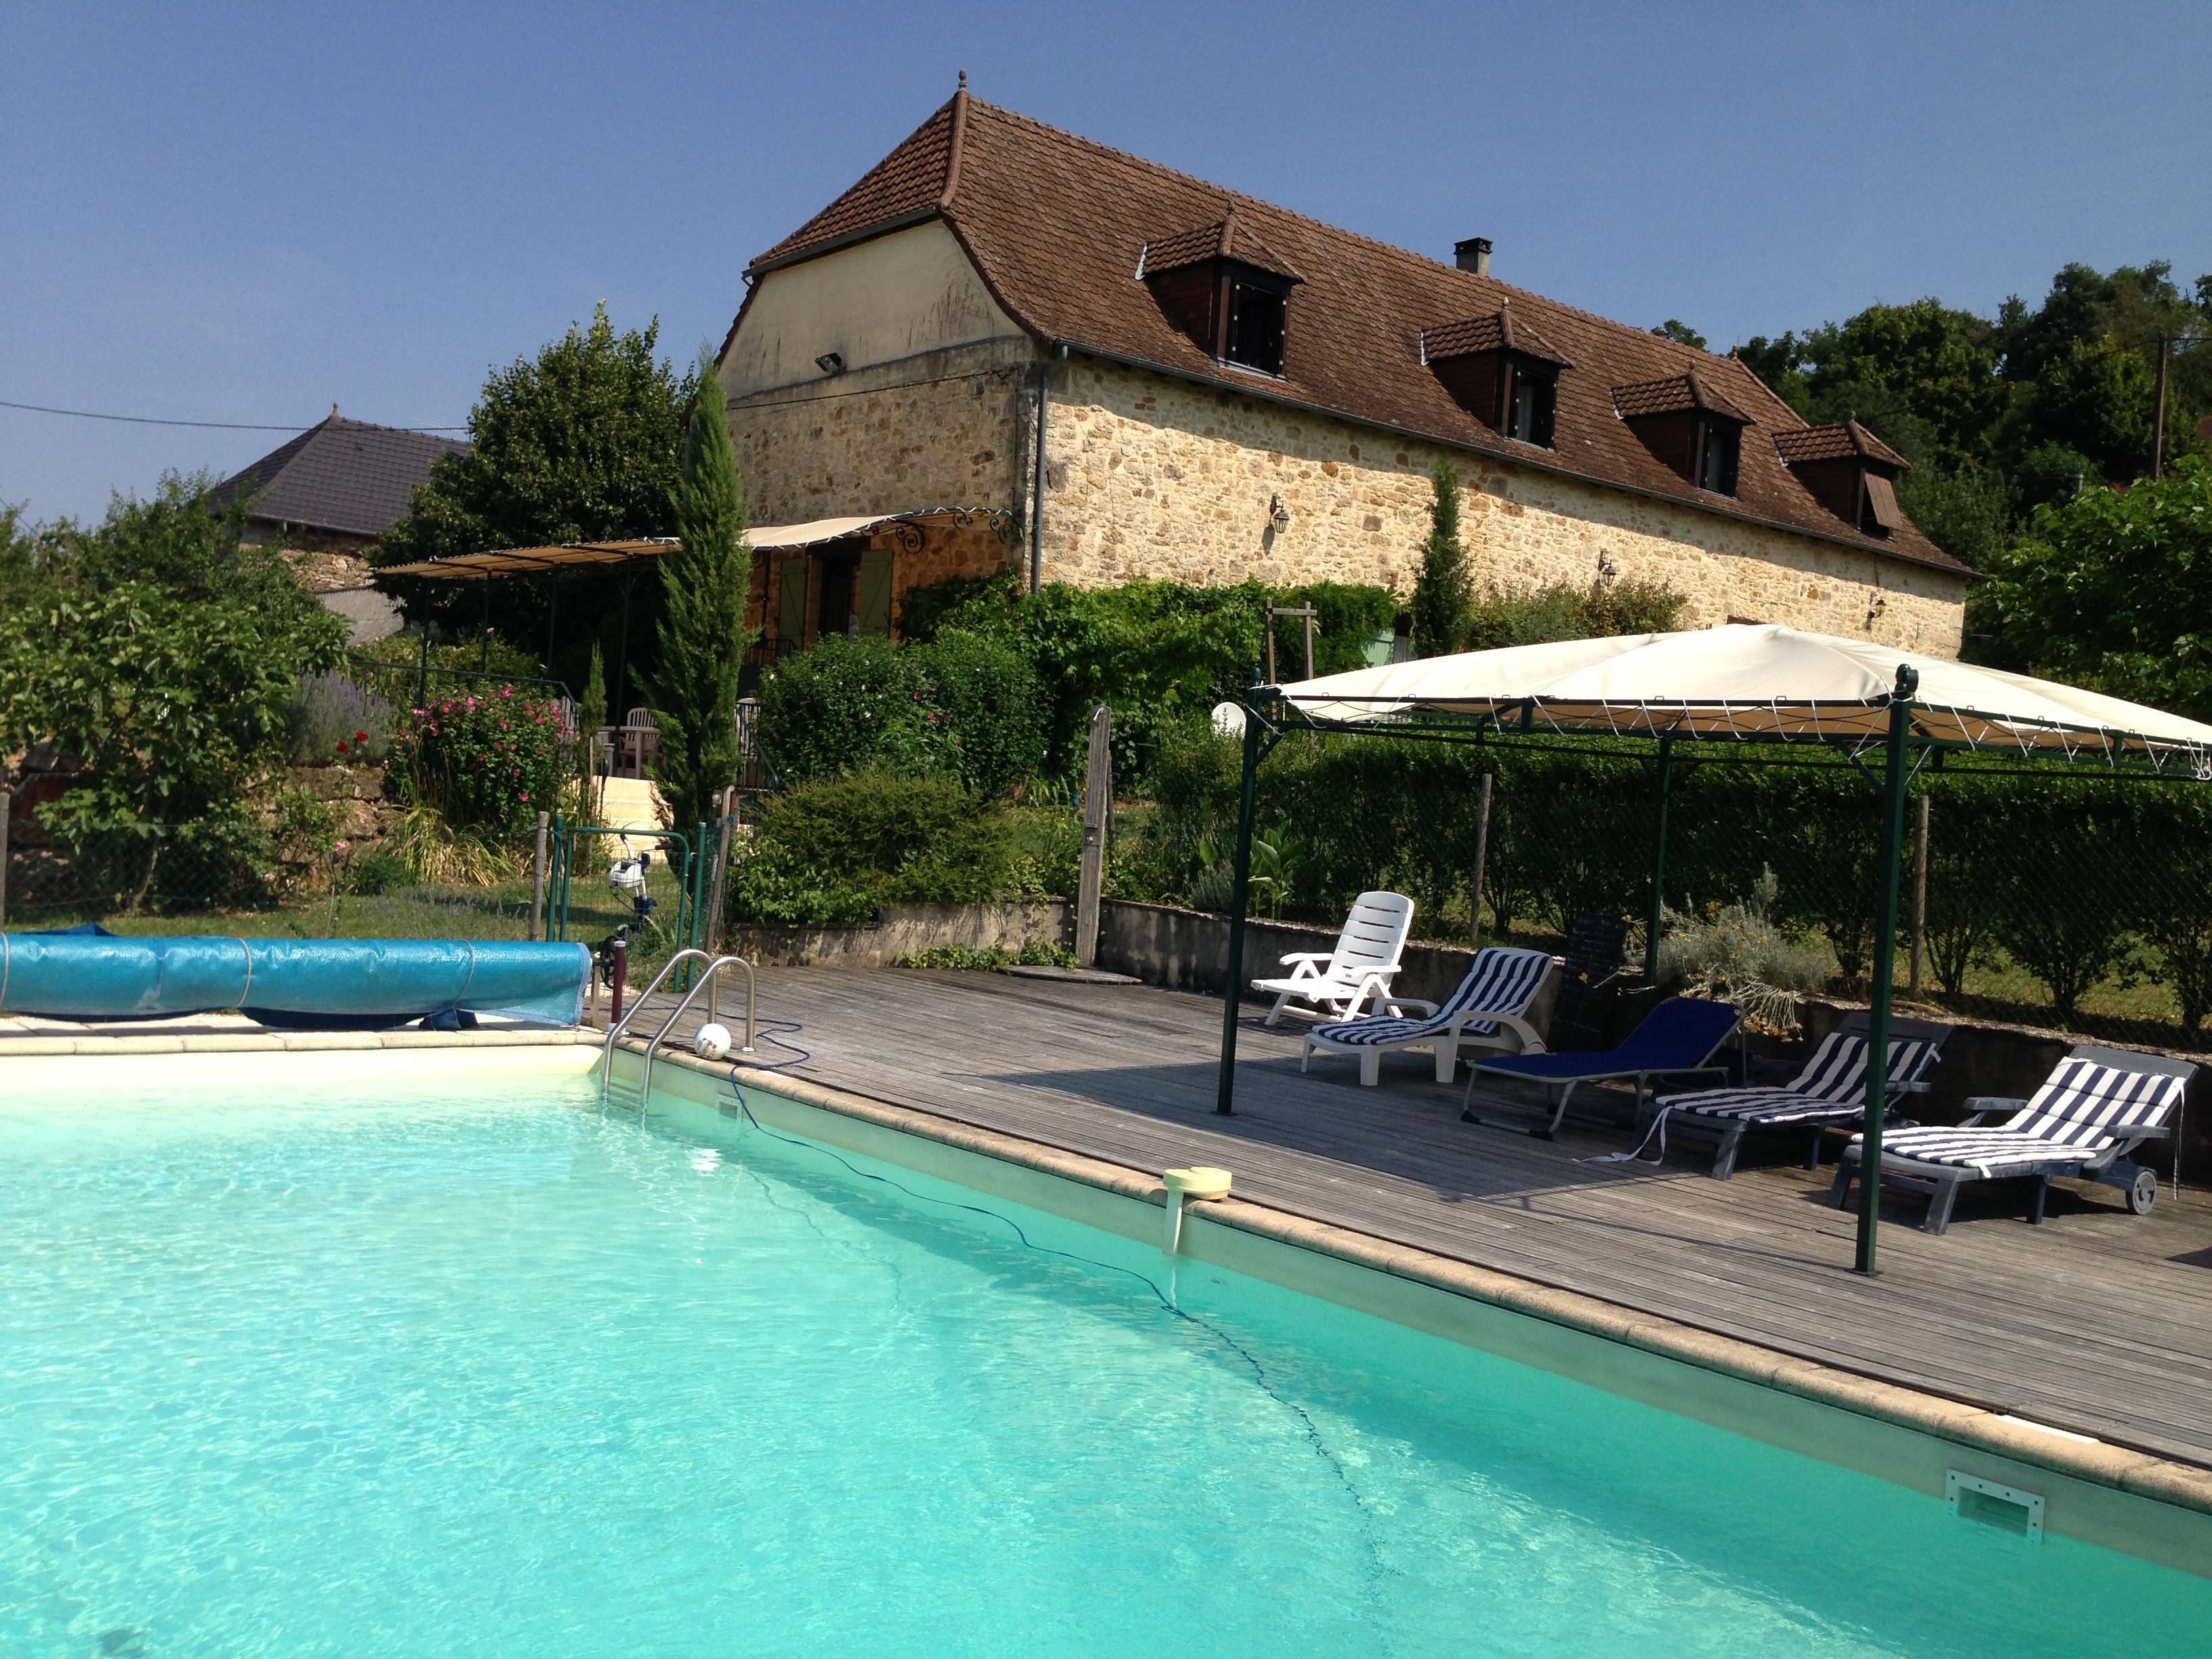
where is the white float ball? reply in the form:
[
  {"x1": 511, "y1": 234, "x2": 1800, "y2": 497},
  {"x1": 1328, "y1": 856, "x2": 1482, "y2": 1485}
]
[{"x1": 693, "y1": 1023, "x2": 732, "y2": 1061}]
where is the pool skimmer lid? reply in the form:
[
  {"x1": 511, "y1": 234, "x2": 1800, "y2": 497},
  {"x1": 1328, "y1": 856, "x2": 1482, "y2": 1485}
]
[{"x1": 1162, "y1": 1167, "x2": 1233, "y2": 1255}]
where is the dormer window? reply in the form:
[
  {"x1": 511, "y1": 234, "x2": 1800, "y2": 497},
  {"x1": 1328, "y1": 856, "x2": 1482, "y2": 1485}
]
[
  {"x1": 1139, "y1": 209, "x2": 1301, "y2": 377},
  {"x1": 1225, "y1": 274, "x2": 1288, "y2": 374},
  {"x1": 1694, "y1": 417, "x2": 1740, "y2": 495},
  {"x1": 1612, "y1": 373, "x2": 1750, "y2": 497},
  {"x1": 1504, "y1": 359, "x2": 1557, "y2": 447},
  {"x1": 1422, "y1": 306, "x2": 1570, "y2": 449},
  {"x1": 1772, "y1": 419, "x2": 1910, "y2": 536}
]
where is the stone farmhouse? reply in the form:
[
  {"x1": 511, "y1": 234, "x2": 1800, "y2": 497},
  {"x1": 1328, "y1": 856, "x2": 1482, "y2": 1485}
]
[{"x1": 716, "y1": 79, "x2": 1968, "y2": 661}]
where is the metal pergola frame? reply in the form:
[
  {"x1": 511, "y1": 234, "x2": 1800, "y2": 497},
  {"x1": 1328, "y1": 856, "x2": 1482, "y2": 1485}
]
[{"x1": 1211, "y1": 671, "x2": 2212, "y2": 1277}]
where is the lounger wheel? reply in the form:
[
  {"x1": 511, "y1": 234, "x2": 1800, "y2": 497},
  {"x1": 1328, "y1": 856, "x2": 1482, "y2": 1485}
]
[{"x1": 2128, "y1": 1167, "x2": 2158, "y2": 1216}]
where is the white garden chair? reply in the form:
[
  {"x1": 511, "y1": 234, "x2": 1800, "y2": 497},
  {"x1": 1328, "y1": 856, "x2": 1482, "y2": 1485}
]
[{"x1": 1250, "y1": 890, "x2": 1414, "y2": 1026}]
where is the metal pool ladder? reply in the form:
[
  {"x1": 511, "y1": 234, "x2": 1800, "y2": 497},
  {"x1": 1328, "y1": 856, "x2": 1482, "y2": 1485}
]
[{"x1": 598, "y1": 948, "x2": 757, "y2": 1108}]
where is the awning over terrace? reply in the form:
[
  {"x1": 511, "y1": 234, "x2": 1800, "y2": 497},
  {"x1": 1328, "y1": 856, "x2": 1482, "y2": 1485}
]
[
  {"x1": 378, "y1": 508, "x2": 1008, "y2": 579},
  {"x1": 1278, "y1": 623, "x2": 2212, "y2": 772}
]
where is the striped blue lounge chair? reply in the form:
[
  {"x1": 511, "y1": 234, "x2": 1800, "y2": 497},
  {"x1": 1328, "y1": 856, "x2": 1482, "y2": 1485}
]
[
  {"x1": 1627, "y1": 1012, "x2": 1951, "y2": 1179},
  {"x1": 1302, "y1": 946, "x2": 1556, "y2": 1088},
  {"x1": 1830, "y1": 1044, "x2": 2195, "y2": 1234},
  {"x1": 1462, "y1": 996, "x2": 1743, "y2": 1138}
]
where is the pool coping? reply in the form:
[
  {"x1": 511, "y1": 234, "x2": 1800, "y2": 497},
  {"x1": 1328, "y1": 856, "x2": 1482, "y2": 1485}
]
[
  {"x1": 0, "y1": 1026, "x2": 596, "y2": 1055},
  {"x1": 609, "y1": 1037, "x2": 2212, "y2": 1574}
]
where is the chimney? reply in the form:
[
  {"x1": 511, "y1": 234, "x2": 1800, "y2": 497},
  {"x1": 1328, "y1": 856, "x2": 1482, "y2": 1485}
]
[{"x1": 1454, "y1": 237, "x2": 1492, "y2": 276}]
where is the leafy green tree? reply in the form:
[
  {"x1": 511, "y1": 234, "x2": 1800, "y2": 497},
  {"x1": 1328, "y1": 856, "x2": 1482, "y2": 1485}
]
[
  {"x1": 1651, "y1": 320, "x2": 1707, "y2": 350},
  {"x1": 640, "y1": 361, "x2": 751, "y2": 830},
  {"x1": 2000, "y1": 335, "x2": 2167, "y2": 483},
  {"x1": 0, "y1": 479, "x2": 344, "y2": 855},
  {"x1": 1979, "y1": 457, "x2": 2212, "y2": 719},
  {"x1": 1410, "y1": 457, "x2": 1471, "y2": 657},
  {"x1": 373, "y1": 304, "x2": 695, "y2": 697}
]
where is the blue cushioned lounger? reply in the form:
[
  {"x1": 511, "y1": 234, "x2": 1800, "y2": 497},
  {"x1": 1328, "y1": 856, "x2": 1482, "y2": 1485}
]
[{"x1": 1461, "y1": 996, "x2": 1742, "y2": 1138}]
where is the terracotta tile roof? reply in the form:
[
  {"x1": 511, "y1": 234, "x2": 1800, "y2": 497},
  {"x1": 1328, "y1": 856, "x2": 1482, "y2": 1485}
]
[
  {"x1": 207, "y1": 413, "x2": 469, "y2": 537},
  {"x1": 1772, "y1": 417, "x2": 1910, "y2": 470},
  {"x1": 1422, "y1": 307, "x2": 1570, "y2": 365},
  {"x1": 738, "y1": 91, "x2": 1963, "y2": 574},
  {"x1": 1611, "y1": 371, "x2": 1752, "y2": 424},
  {"x1": 1139, "y1": 211, "x2": 1302, "y2": 282}
]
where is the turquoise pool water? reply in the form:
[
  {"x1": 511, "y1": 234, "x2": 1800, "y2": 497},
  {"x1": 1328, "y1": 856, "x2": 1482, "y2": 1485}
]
[{"x1": 3, "y1": 1077, "x2": 2204, "y2": 1657}]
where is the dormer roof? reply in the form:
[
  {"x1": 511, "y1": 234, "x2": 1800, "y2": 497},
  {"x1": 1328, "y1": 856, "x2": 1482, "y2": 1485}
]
[
  {"x1": 1611, "y1": 372, "x2": 1752, "y2": 424},
  {"x1": 1139, "y1": 211, "x2": 1301, "y2": 283},
  {"x1": 1772, "y1": 418, "x2": 1910, "y2": 470},
  {"x1": 1422, "y1": 307, "x2": 1570, "y2": 366}
]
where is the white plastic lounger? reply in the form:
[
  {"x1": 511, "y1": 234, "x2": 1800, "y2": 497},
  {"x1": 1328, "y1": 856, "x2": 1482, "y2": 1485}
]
[
  {"x1": 1830, "y1": 1044, "x2": 2196, "y2": 1234},
  {"x1": 1251, "y1": 890, "x2": 1414, "y2": 1026},
  {"x1": 1302, "y1": 946, "x2": 1555, "y2": 1087},
  {"x1": 1629, "y1": 1012, "x2": 1950, "y2": 1179}
]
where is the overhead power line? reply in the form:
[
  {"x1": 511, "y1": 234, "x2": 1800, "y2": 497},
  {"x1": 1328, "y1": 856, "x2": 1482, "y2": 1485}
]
[{"x1": 0, "y1": 397, "x2": 466, "y2": 432}]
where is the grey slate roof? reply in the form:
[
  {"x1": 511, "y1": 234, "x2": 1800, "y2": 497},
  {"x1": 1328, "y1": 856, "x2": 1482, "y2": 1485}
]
[{"x1": 208, "y1": 413, "x2": 470, "y2": 537}]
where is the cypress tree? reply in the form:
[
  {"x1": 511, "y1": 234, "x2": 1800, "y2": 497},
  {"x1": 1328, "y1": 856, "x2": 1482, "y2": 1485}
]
[
  {"x1": 1411, "y1": 457, "x2": 1471, "y2": 657},
  {"x1": 641, "y1": 356, "x2": 752, "y2": 830}
]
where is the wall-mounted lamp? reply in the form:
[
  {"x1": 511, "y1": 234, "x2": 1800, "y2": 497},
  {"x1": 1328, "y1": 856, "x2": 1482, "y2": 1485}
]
[
  {"x1": 815, "y1": 351, "x2": 846, "y2": 375},
  {"x1": 1267, "y1": 493, "x2": 1290, "y2": 529},
  {"x1": 1866, "y1": 594, "x2": 1888, "y2": 630},
  {"x1": 1593, "y1": 550, "x2": 1619, "y2": 592}
]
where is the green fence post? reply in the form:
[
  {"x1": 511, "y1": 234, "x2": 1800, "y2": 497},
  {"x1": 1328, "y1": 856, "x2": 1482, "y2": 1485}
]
[
  {"x1": 1856, "y1": 665, "x2": 1919, "y2": 1277},
  {"x1": 1646, "y1": 734, "x2": 1675, "y2": 985}
]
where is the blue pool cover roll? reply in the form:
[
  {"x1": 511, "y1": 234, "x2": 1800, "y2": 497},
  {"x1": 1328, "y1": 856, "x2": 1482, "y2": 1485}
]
[{"x1": 0, "y1": 935, "x2": 590, "y2": 1025}]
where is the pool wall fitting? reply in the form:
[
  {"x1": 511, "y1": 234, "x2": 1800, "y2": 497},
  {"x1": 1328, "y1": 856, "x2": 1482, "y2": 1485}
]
[{"x1": 618, "y1": 1043, "x2": 2212, "y2": 1579}]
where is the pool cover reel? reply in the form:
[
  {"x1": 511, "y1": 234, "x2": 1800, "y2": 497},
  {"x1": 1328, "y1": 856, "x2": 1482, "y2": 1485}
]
[{"x1": 0, "y1": 935, "x2": 590, "y2": 1026}]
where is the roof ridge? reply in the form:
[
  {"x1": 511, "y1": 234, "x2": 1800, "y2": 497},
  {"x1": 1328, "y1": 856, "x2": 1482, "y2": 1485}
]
[
  {"x1": 958, "y1": 99, "x2": 1790, "y2": 390},
  {"x1": 938, "y1": 71, "x2": 970, "y2": 209}
]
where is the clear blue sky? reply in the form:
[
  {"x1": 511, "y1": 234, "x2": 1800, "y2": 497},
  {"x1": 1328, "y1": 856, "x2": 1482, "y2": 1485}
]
[{"x1": 4, "y1": 1, "x2": 2207, "y2": 524}]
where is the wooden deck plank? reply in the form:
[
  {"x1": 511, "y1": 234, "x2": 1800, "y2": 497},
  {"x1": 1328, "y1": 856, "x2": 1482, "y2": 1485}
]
[{"x1": 618, "y1": 967, "x2": 2212, "y2": 1465}]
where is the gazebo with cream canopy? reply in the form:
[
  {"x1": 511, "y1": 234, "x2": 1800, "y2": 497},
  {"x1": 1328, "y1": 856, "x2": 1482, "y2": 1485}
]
[{"x1": 1216, "y1": 623, "x2": 2212, "y2": 1272}]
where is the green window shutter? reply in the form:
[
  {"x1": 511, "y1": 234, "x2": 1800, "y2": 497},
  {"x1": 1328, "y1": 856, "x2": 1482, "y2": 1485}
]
[
  {"x1": 857, "y1": 549, "x2": 894, "y2": 637},
  {"x1": 777, "y1": 556, "x2": 808, "y2": 645}
]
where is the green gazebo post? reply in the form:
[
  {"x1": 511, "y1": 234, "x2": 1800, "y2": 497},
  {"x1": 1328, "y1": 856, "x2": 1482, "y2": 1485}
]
[{"x1": 1855, "y1": 664, "x2": 1920, "y2": 1275}]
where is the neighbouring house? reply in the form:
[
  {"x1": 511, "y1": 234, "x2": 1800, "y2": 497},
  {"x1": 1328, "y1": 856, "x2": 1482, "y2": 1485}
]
[
  {"x1": 209, "y1": 408, "x2": 470, "y2": 642},
  {"x1": 715, "y1": 80, "x2": 1969, "y2": 659}
]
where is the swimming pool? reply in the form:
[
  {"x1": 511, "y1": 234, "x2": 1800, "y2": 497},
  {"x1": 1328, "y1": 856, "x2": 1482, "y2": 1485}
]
[{"x1": 4, "y1": 1072, "x2": 2205, "y2": 1656}]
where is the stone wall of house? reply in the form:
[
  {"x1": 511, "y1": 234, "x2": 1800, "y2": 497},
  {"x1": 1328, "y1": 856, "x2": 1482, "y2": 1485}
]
[
  {"x1": 724, "y1": 338, "x2": 1036, "y2": 529},
  {"x1": 1036, "y1": 357, "x2": 1968, "y2": 657}
]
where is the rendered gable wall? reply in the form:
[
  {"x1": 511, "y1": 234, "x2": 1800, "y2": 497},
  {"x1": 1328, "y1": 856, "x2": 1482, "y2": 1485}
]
[{"x1": 722, "y1": 221, "x2": 1028, "y2": 397}]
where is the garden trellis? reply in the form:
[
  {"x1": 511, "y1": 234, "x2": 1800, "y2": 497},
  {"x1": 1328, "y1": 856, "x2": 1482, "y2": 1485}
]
[{"x1": 1214, "y1": 623, "x2": 2212, "y2": 1275}]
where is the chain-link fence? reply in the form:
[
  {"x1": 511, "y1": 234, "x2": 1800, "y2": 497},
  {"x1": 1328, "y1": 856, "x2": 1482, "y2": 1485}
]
[
  {"x1": 1149, "y1": 733, "x2": 2212, "y2": 1052},
  {"x1": 2, "y1": 796, "x2": 746, "y2": 979}
]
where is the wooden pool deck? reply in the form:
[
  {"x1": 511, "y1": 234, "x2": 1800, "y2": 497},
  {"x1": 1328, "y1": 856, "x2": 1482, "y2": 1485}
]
[{"x1": 624, "y1": 966, "x2": 2212, "y2": 1470}]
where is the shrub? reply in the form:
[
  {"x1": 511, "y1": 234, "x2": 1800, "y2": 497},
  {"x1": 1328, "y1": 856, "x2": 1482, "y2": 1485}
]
[
  {"x1": 727, "y1": 770, "x2": 1029, "y2": 926},
  {"x1": 394, "y1": 685, "x2": 568, "y2": 840},
  {"x1": 1658, "y1": 867, "x2": 1828, "y2": 1032},
  {"x1": 287, "y1": 673, "x2": 394, "y2": 764},
  {"x1": 913, "y1": 628, "x2": 1045, "y2": 798},
  {"x1": 755, "y1": 634, "x2": 930, "y2": 783}
]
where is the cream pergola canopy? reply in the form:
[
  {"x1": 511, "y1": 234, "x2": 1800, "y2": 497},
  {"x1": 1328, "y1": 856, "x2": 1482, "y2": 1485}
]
[
  {"x1": 1279, "y1": 623, "x2": 2212, "y2": 773},
  {"x1": 378, "y1": 508, "x2": 1006, "y2": 579}
]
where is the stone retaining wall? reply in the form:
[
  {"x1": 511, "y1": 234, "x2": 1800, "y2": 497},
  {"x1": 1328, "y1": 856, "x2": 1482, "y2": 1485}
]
[{"x1": 728, "y1": 901, "x2": 1070, "y2": 969}]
